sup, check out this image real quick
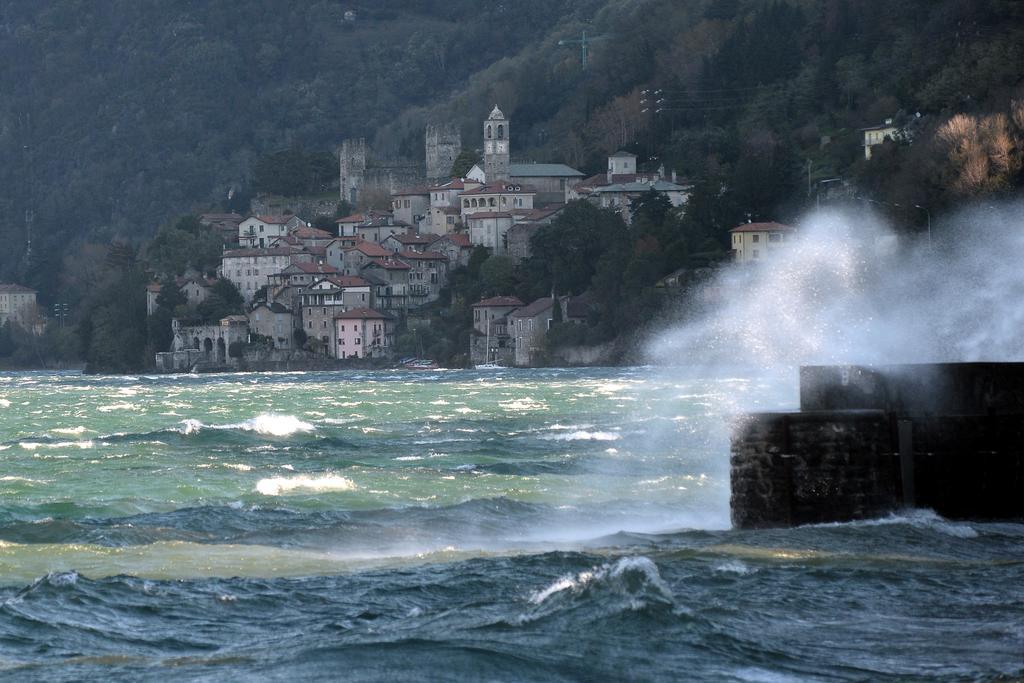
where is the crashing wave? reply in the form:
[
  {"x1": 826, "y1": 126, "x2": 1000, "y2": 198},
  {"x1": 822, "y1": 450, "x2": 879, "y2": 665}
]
[
  {"x1": 179, "y1": 414, "x2": 315, "y2": 437},
  {"x1": 528, "y1": 556, "x2": 674, "y2": 609},
  {"x1": 255, "y1": 474, "x2": 357, "y2": 496}
]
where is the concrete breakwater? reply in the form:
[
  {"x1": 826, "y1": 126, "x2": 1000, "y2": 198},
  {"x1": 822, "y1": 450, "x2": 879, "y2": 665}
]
[{"x1": 730, "y1": 363, "x2": 1024, "y2": 529}]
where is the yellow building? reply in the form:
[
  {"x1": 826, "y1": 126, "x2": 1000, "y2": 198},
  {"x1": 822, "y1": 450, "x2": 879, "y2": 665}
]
[
  {"x1": 730, "y1": 222, "x2": 795, "y2": 263},
  {"x1": 862, "y1": 120, "x2": 900, "y2": 160}
]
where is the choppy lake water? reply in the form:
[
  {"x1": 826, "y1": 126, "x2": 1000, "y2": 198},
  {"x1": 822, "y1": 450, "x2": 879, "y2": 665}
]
[{"x1": 0, "y1": 368, "x2": 1021, "y2": 681}]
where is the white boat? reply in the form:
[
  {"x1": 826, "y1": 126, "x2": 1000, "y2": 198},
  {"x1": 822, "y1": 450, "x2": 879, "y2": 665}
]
[{"x1": 476, "y1": 323, "x2": 505, "y2": 370}]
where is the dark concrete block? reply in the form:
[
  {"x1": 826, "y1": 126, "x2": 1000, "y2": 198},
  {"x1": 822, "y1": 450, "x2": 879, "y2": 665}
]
[{"x1": 732, "y1": 364, "x2": 1024, "y2": 528}]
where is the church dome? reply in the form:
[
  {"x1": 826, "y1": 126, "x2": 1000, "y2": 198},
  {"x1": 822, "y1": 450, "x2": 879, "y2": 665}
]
[{"x1": 488, "y1": 105, "x2": 505, "y2": 120}]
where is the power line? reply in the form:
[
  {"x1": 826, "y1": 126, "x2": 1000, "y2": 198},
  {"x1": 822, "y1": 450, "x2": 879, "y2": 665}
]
[{"x1": 648, "y1": 83, "x2": 790, "y2": 96}]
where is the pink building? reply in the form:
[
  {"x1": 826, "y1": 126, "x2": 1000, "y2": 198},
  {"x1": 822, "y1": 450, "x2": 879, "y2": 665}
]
[{"x1": 334, "y1": 308, "x2": 395, "y2": 359}]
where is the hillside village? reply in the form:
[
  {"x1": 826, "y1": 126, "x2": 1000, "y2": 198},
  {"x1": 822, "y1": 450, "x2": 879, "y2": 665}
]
[
  {"x1": 1, "y1": 105, "x2": 911, "y2": 372},
  {"x1": 149, "y1": 104, "x2": 704, "y2": 371},
  {"x1": 2, "y1": 1, "x2": 1021, "y2": 375}
]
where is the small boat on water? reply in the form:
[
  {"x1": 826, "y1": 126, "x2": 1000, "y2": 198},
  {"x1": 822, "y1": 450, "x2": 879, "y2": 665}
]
[
  {"x1": 474, "y1": 362, "x2": 505, "y2": 370},
  {"x1": 400, "y1": 358, "x2": 440, "y2": 370}
]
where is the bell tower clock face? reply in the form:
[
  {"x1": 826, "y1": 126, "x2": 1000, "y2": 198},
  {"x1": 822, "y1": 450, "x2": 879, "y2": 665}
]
[
  {"x1": 496, "y1": 141, "x2": 507, "y2": 153},
  {"x1": 485, "y1": 141, "x2": 494, "y2": 154}
]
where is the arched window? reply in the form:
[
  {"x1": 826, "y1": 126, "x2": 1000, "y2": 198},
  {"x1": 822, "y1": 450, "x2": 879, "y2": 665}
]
[
  {"x1": 471, "y1": 198, "x2": 478, "y2": 207},
  {"x1": 489, "y1": 198, "x2": 496, "y2": 207},
  {"x1": 486, "y1": 125, "x2": 492, "y2": 139},
  {"x1": 497, "y1": 125, "x2": 504, "y2": 140}
]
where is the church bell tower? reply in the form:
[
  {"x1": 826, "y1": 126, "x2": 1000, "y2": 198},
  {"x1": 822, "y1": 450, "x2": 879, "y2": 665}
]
[{"x1": 483, "y1": 105, "x2": 510, "y2": 183}]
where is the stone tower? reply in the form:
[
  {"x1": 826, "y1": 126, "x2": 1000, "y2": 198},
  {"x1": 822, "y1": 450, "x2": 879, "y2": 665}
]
[
  {"x1": 338, "y1": 138, "x2": 367, "y2": 205},
  {"x1": 425, "y1": 124, "x2": 461, "y2": 181},
  {"x1": 483, "y1": 105, "x2": 510, "y2": 182}
]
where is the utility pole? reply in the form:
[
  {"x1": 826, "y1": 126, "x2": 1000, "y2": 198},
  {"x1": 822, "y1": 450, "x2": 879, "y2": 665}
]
[
  {"x1": 558, "y1": 30, "x2": 605, "y2": 69},
  {"x1": 52, "y1": 303, "x2": 69, "y2": 328},
  {"x1": 23, "y1": 140, "x2": 34, "y2": 266}
]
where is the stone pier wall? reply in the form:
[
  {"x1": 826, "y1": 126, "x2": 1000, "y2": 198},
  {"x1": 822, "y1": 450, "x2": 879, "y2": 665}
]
[
  {"x1": 730, "y1": 411, "x2": 898, "y2": 529},
  {"x1": 731, "y1": 363, "x2": 1024, "y2": 529}
]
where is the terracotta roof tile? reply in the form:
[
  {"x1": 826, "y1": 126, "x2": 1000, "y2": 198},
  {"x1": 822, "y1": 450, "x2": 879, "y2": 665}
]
[
  {"x1": 729, "y1": 222, "x2": 795, "y2": 233},
  {"x1": 398, "y1": 249, "x2": 447, "y2": 261},
  {"x1": 334, "y1": 307, "x2": 392, "y2": 320},
  {"x1": 364, "y1": 259, "x2": 411, "y2": 271},
  {"x1": 347, "y1": 240, "x2": 392, "y2": 257},
  {"x1": 473, "y1": 296, "x2": 524, "y2": 308}
]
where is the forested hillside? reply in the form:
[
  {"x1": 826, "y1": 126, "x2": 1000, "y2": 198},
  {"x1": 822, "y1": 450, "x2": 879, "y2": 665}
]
[
  {"x1": 0, "y1": 0, "x2": 606, "y2": 293},
  {"x1": 1, "y1": 0, "x2": 1022, "y2": 312}
]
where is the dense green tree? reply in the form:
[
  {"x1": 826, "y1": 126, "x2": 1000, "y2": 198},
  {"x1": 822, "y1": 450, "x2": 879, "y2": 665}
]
[
  {"x1": 146, "y1": 216, "x2": 223, "y2": 278},
  {"x1": 334, "y1": 201, "x2": 355, "y2": 219},
  {"x1": 76, "y1": 245, "x2": 149, "y2": 373},
  {"x1": 197, "y1": 280, "x2": 245, "y2": 323},
  {"x1": 252, "y1": 149, "x2": 338, "y2": 197},
  {"x1": 479, "y1": 256, "x2": 516, "y2": 296},
  {"x1": 450, "y1": 149, "x2": 481, "y2": 178},
  {"x1": 146, "y1": 280, "x2": 186, "y2": 353},
  {"x1": 527, "y1": 201, "x2": 629, "y2": 297}
]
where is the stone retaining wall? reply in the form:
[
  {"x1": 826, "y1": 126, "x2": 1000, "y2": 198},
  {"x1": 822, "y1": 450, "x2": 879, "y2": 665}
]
[
  {"x1": 731, "y1": 411, "x2": 897, "y2": 529},
  {"x1": 731, "y1": 363, "x2": 1024, "y2": 529}
]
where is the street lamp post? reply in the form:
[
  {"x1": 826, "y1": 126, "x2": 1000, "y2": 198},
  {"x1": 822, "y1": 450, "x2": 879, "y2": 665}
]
[{"x1": 914, "y1": 204, "x2": 931, "y2": 246}]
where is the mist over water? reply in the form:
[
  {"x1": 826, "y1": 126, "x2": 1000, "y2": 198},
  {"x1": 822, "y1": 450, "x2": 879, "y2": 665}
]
[{"x1": 648, "y1": 202, "x2": 1024, "y2": 377}]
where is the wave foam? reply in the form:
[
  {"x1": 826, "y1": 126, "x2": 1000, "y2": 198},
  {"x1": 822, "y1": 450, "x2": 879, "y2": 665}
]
[
  {"x1": 543, "y1": 431, "x2": 620, "y2": 442},
  {"x1": 180, "y1": 414, "x2": 315, "y2": 437},
  {"x1": 98, "y1": 402, "x2": 135, "y2": 412},
  {"x1": 242, "y1": 414, "x2": 315, "y2": 436},
  {"x1": 256, "y1": 474, "x2": 356, "y2": 496},
  {"x1": 18, "y1": 440, "x2": 94, "y2": 450},
  {"x1": 500, "y1": 398, "x2": 546, "y2": 412},
  {"x1": 714, "y1": 560, "x2": 755, "y2": 575},
  {"x1": 845, "y1": 509, "x2": 980, "y2": 538},
  {"x1": 51, "y1": 426, "x2": 89, "y2": 435},
  {"x1": 529, "y1": 556, "x2": 673, "y2": 609}
]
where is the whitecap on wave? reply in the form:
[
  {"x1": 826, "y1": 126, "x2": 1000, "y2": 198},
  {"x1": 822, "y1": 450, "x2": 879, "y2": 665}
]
[
  {"x1": 255, "y1": 473, "x2": 356, "y2": 496},
  {"x1": 179, "y1": 414, "x2": 315, "y2": 437},
  {"x1": 500, "y1": 398, "x2": 546, "y2": 412},
  {"x1": 97, "y1": 402, "x2": 136, "y2": 413},
  {"x1": 0, "y1": 475, "x2": 47, "y2": 484},
  {"x1": 51, "y1": 426, "x2": 90, "y2": 435},
  {"x1": 835, "y1": 509, "x2": 980, "y2": 539},
  {"x1": 17, "y1": 440, "x2": 95, "y2": 450},
  {"x1": 528, "y1": 556, "x2": 673, "y2": 608},
  {"x1": 542, "y1": 430, "x2": 621, "y2": 442}
]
